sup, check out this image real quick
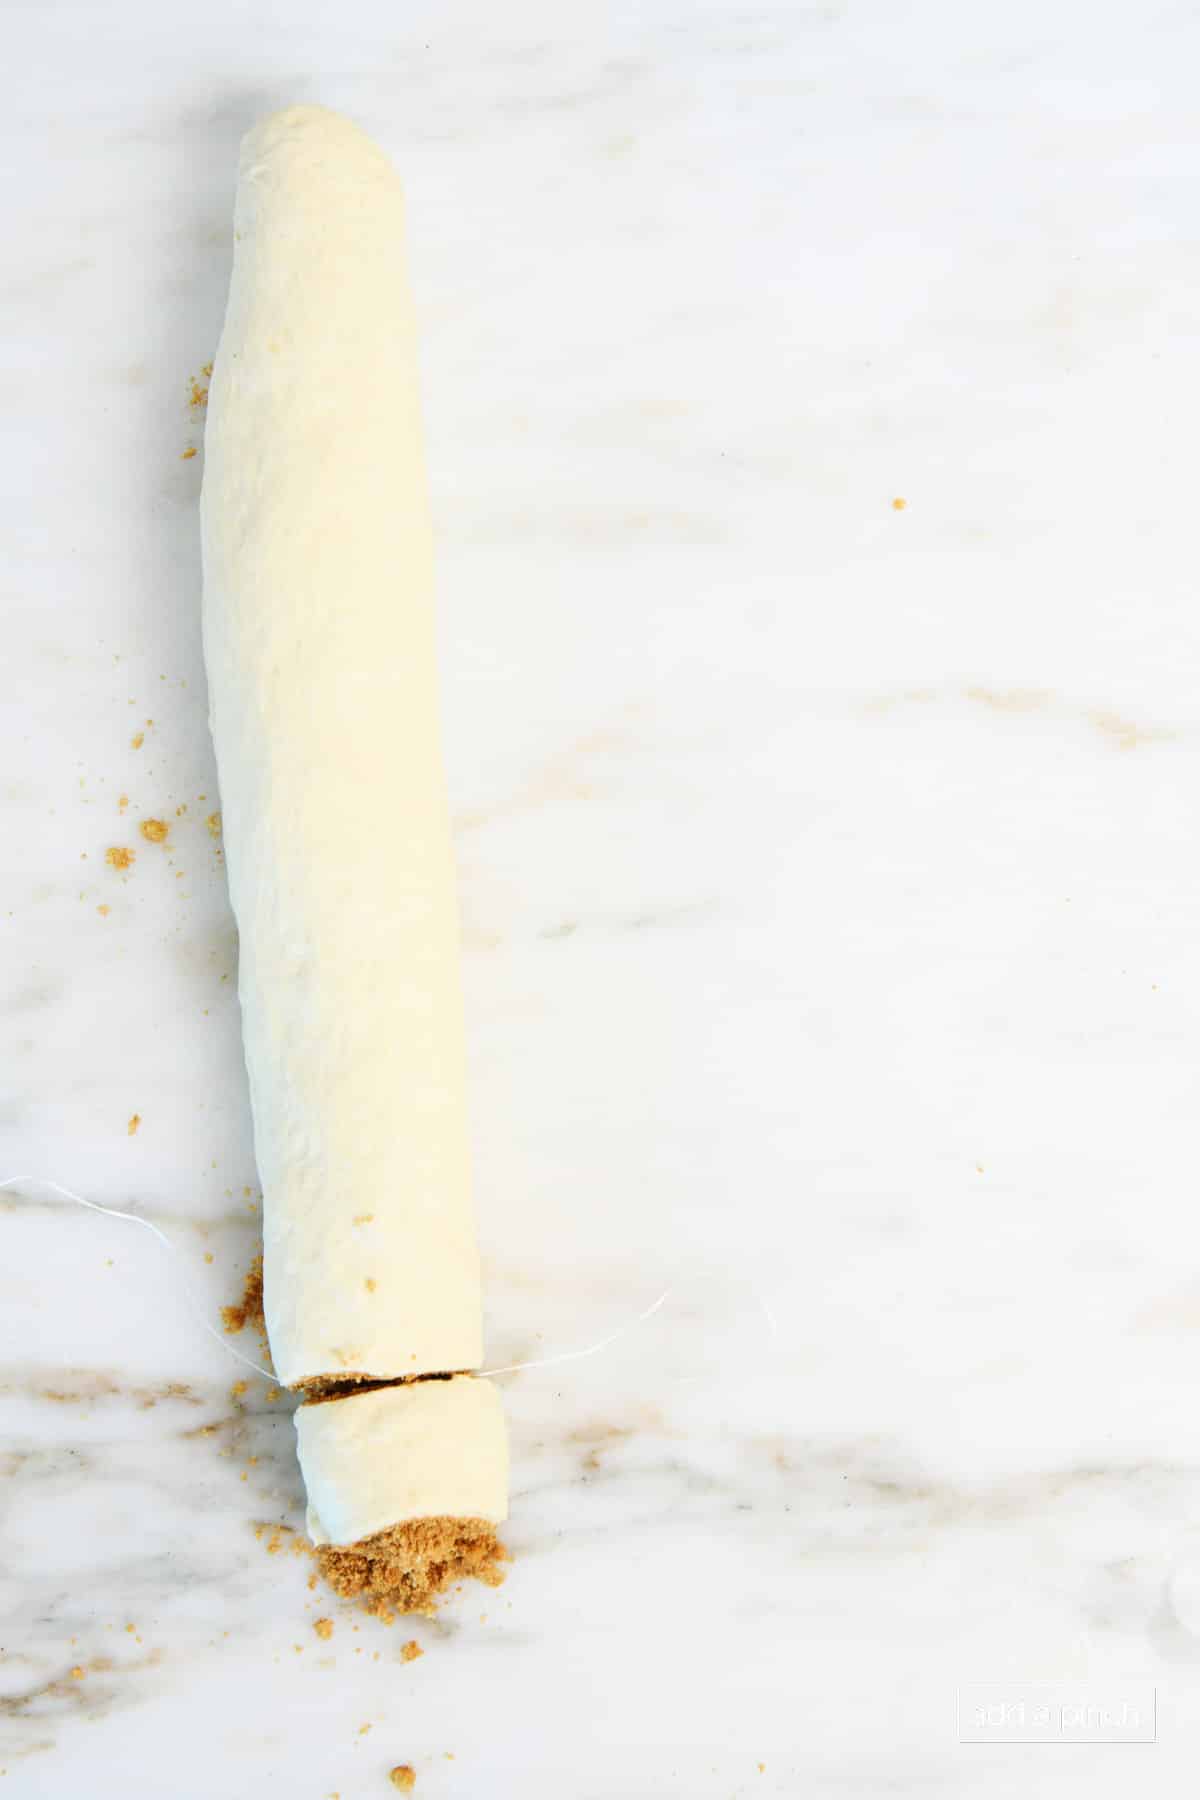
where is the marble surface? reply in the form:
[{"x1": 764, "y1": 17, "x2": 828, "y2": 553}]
[{"x1": 3, "y1": 0, "x2": 1199, "y2": 1792}]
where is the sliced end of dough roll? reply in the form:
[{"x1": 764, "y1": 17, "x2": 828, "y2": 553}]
[{"x1": 297, "y1": 1375, "x2": 508, "y2": 1616}]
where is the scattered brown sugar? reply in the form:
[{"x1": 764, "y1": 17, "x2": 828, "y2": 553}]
[
  {"x1": 230, "y1": 1380, "x2": 247, "y2": 1399},
  {"x1": 127, "y1": 1114, "x2": 141, "y2": 1136},
  {"x1": 389, "y1": 1769, "x2": 415, "y2": 1793},
  {"x1": 140, "y1": 818, "x2": 169, "y2": 845},
  {"x1": 206, "y1": 811, "x2": 222, "y2": 839},
  {"x1": 400, "y1": 1640, "x2": 423, "y2": 1664},
  {"x1": 189, "y1": 374, "x2": 209, "y2": 409},
  {"x1": 118, "y1": 794, "x2": 129, "y2": 812},
  {"x1": 97, "y1": 904, "x2": 110, "y2": 917},
  {"x1": 181, "y1": 447, "x2": 197, "y2": 460},
  {"x1": 364, "y1": 1279, "x2": 377, "y2": 1294},
  {"x1": 69, "y1": 1667, "x2": 85, "y2": 1680},
  {"x1": 316, "y1": 1518, "x2": 507, "y2": 1621},
  {"x1": 131, "y1": 732, "x2": 144, "y2": 750},
  {"x1": 313, "y1": 1618, "x2": 334, "y2": 1641},
  {"x1": 221, "y1": 1255, "x2": 270, "y2": 1361},
  {"x1": 892, "y1": 496, "x2": 907, "y2": 511},
  {"x1": 106, "y1": 846, "x2": 134, "y2": 870}
]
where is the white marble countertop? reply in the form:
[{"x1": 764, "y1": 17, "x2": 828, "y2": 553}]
[{"x1": 3, "y1": 1, "x2": 1199, "y2": 1793}]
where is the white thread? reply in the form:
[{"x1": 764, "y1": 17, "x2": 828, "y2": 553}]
[
  {"x1": 2, "y1": 1176, "x2": 751, "y2": 1388},
  {"x1": 477, "y1": 1287, "x2": 673, "y2": 1377},
  {"x1": 0, "y1": 1175, "x2": 275, "y2": 1381}
]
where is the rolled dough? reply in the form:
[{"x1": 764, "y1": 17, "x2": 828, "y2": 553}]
[
  {"x1": 297, "y1": 1376, "x2": 509, "y2": 1547},
  {"x1": 200, "y1": 105, "x2": 482, "y2": 1390}
]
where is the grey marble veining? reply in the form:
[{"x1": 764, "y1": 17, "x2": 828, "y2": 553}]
[{"x1": 3, "y1": 0, "x2": 1199, "y2": 1793}]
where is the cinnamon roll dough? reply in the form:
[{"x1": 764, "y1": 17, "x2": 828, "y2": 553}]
[{"x1": 201, "y1": 105, "x2": 482, "y2": 1393}]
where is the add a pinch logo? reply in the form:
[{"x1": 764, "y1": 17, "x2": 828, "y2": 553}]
[{"x1": 957, "y1": 1685, "x2": 1156, "y2": 1744}]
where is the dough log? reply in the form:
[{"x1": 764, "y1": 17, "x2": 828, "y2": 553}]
[{"x1": 201, "y1": 105, "x2": 507, "y2": 1597}]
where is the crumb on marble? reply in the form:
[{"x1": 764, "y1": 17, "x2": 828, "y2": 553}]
[
  {"x1": 892, "y1": 496, "x2": 907, "y2": 511},
  {"x1": 182, "y1": 447, "x2": 197, "y2": 460},
  {"x1": 131, "y1": 732, "x2": 144, "y2": 749},
  {"x1": 389, "y1": 1769, "x2": 415, "y2": 1793},
  {"x1": 105, "y1": 846, "x2": 134, "y2": 870},
  {"x1": 127, "y1": 1114, "x2": 140, "y2": 1136},
  {"x1": 400, "y1": 1640, "x2": 423, "y2": 1664},
  {"x1": 221, "y1": 1254, "x2": 269, "y2": 1359},
  {"x1": 314, "y1": 1618, "x2": 334, "y2": 1640},
  {"x1": 207, "y1": 811, "x2": 222, "y2": 839},
  {"x1": 97, "y1": 904, "x2": 110, "y2": 917},
  {"x1": 140, "y1": 818, "x2": 169, "y2": 844}
]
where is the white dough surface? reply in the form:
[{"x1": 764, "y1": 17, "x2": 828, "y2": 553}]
[
  {"x1": 201, "y1": 106, "x2": 482, "y2": 1389},
  {"x1": 297, "y1": 1377, "x2": 509, "y2": 1547}
]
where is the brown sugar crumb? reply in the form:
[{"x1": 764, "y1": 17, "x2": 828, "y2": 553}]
[
  {"x1": 106, "y1": 846, "x2": 134, "y2": 870},
  {"x1": 97, "y1": 904, "x2": 110, "y2": 918},
  {"x1": 69, "y1": 1667, "x2": 85, "y2": 1681},
  {"x1": 118, "y1": 795, "x2": 129, "y2": 812},
  {"x1": 127, "y1": 1114, "x2": 141, "y2": 1136},
  {"x1": 230, "y1": 1380, "x2": 247, "y2": 1399},
  {"x1": 221, "y1": 1255, "x2": 270, "y2": 1362},
  {"x1": 353, "y1": 1214, "x2": 375, "y2": 1226},
  {"x1": 389, "y1": 1769, "x2": 415, "y2": 1793},
  {"x1": 189, "y1": 374, "x2": 209, "y2": 409},
  {"x1": 365, "y1": 1279, "x2": 377, "y2": 1294},
  {"x1": 131, "y1": 732, "x2": 144, "y2": 750},
  {"x1": 313, "y1": 1618, "x2": 334, "y2": 1640},
  {"x1": 206, "y1": 811, "x2": 222, "y2": 839},
  {"x1": 181, "y1": 447, "x2": 197, "y2": 460},
  {"x1": 317, "y1": 1518, "x2": 507, "y2": 1621},
  {"x1": 140, "y1": 818, "x2": 169, "y2": 845},
  {"x1": 400, "y1": 1640, "x2": 423, "y2": 1664},
  {"x1": 892, "y1": 496, "x2": 907, "y2": 511}
]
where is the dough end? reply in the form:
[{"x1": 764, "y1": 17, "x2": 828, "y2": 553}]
[{"x1": 316, "y1": 1515, "x2": 508, "y2": 1619}]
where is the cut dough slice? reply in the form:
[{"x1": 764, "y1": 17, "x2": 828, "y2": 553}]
[{"x1": 297, "y1": 1376, "x2": 509, "y2": 1547}]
